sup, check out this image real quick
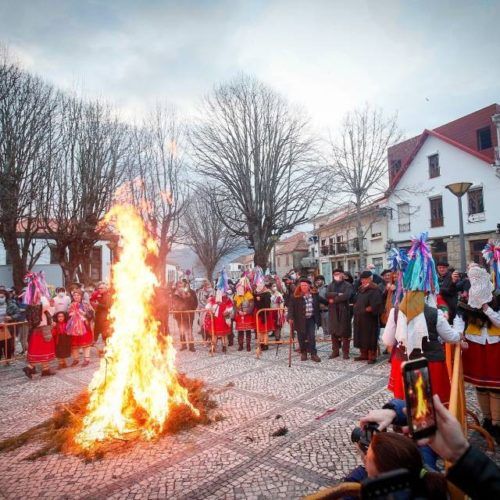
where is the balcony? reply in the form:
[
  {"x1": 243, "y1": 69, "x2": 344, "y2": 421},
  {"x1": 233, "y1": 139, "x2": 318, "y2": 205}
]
[
  {"x1": 319, "y1": 239, "x2": 366, "y2": 256},
  {"x1": 398, "y1": 223, "x2": 411, "y2": 232}
]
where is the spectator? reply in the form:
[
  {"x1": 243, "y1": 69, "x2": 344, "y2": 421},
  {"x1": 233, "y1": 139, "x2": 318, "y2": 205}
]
[
  {"x1": 287, "y1": 277, "x2": 322, "y2": 362},
  {"x1": 314, "y1": 275, "x2": 330, "y2": 340},
  {"x1": 172, "y1": 280, "x2": 198, "y2": 352},
  {"x1": 270, "y1": 280, "x2": 285, "y2": 342},
  {"x1": 196, "y1": 280, "x2": 214, "y2": 340},
  {"x1": 52, "y1": 311, "x2": 71, "y2": 369},
  {"x1": 52, "y1": 287, "x2": 71, "y2": 313},
  {"x1": 0, "y1": 289, "x2": 22, "y2": 364},
  {"x1": 436, "y1": 260, "x2": 463, "y2": 323},
  {"x1": 367, "y1": 263, "x2": 383, "y2": 285},
  {"x1": 326, "y1": 269, "x2": 353, "y2": 359},
  {"x1": 353, "y1": 271, "x2": 383, "y2": 364}
]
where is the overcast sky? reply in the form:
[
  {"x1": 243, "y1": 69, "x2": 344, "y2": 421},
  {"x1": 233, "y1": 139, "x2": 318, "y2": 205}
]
[{"x1": 1, "y1": 0, "x2": 499, "y2": 138}]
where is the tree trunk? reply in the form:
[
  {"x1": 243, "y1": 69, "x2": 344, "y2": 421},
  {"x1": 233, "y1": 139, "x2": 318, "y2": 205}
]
[
  {"x1": 253, "y1": 246, "x2": 271, "y2": 270},
  {"x1": 2, "y1": 232, "x2": 27, "y2": 290}
]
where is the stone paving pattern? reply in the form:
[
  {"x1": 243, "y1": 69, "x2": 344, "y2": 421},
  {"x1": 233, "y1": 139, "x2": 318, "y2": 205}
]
[{"x1": 0, "y1": 338, "x2": 498, "y2": 499}]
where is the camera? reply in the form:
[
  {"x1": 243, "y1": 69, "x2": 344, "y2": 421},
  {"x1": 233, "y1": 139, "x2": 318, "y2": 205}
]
[{"x1": 351, "y1": 422, "x2": 379, "y2": 453}]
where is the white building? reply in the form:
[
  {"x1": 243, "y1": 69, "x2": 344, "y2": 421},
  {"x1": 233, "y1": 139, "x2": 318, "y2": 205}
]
[{"x1": 386, "y1": 104, "x2": 500, "y2": 267}]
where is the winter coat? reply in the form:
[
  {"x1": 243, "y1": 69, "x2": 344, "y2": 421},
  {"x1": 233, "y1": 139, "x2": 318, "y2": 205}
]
[
  {"x1": 287, "y1": 291, "x2": 321, "y2": 336},
  {"x1": 326, "y1": 280, "x2": 353, "y2": 338},
  {"x1": 353, "y1": 282, "x2": 383, "y2": 350}
]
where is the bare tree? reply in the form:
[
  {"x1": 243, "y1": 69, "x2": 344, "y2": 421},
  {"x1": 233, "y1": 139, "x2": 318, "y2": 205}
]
[
  {"x1": 191, "y1": 74, "x2": 325, "y2": 269},
  {"x1": 0, "y1": 59, "x2": 57, "y2": 288},
  {"x1": 42, "y1": 96, "x2": 130, "y2": 286},
  {"x1": 125, "y1": 105, "x2": 188, "y2": 285},
  {"x1": 183, "y1": 185, "x2": 243, "y2": 281},
  {"x1": 328, "y1": 105, "x2": 402, "y2": 269}
]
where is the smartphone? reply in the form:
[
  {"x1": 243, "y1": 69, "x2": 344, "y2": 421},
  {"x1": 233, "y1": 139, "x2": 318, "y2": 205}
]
[
  {"x1": 402, "y1": 357, "x2": 437, "y2": 440},
  {"x1": 361, "y1": 469, "x2": 414, "y2": 499}
]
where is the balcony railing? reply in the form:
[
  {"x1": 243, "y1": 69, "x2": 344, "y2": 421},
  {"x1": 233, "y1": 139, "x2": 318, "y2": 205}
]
[
  {"x1": 398, "y1": 222, "x2": 411, "y2": 232},
  {"x1": 319, "y1": 238, "x2": 367, "y2": 256}
]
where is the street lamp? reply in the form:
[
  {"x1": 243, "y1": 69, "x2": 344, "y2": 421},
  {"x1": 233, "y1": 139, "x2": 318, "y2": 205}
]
[{"x1": 445, "y1": 182, "x2": 473, "y2": 272}]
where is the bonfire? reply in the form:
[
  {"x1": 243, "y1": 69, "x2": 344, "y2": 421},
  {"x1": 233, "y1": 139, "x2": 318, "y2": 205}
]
[{"x1": 0, "y1": 205, "x2": 216, "y2": 460}]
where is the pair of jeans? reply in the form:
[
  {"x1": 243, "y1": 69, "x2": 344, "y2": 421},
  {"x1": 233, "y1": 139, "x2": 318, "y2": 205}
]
[{"x1": 298, "y1": 317, "x2": 317, "y2": 355}]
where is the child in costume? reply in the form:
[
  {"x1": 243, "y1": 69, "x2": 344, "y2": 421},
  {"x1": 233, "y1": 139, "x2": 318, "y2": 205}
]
[
  {"x1": 67, "y1": 289, "x2": 94, "y2": 367},
  {"x1": 233, "y1": 274, "x2": 255, "y2": 351},
  {"x1": 253, "y1": 267, "x2": 275, "y2": 351},
  {"x1": 270, "y1": 277, "x2": 285, "y2": 341},
  {"x1": 23, "y1": 272, "x2": 56, "y2": 378},
  {"x1": 204, "y1": 269, "x2": 233, "y2": 353},
  {"x1": 52, "y1": 311, "x2": 72, "y2": 369},
  {"x1": 455, "y1": 244, "x2": 500, "y2": 443},
  {"x1": 383, "y1": 233, "x2": 461, "y2": 403}
]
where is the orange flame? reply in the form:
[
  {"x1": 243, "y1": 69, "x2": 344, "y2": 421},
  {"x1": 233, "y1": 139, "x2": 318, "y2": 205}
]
[
  {"x1": 414, "y1": 371, "x2": 428, "y2": 420},
  {"x1": 75, "y1": 204, "x2": 198, "y2": 449}
]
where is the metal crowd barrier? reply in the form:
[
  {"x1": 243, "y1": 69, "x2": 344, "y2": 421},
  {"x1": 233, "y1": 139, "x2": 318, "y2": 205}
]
[
  {"x1": 0, "y1": 321, "x2": 29, "y2": 365},
  {"x1": 168, "y1": 309, "x2": 216, "y2": 355}
]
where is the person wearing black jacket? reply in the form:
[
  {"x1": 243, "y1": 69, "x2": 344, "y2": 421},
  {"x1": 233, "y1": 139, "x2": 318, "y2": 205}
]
[
  {"x1": 287, "y1": 278, "x2": 323, "y2": 362},
  {"x1": 436, "y1": 260, "x2": 464, "y2": 323}
]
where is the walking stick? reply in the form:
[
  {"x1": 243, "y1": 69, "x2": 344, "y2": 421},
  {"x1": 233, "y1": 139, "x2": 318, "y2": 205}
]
[{"x1": 288, "y1": 320, "x2": 294, "y2": 368}]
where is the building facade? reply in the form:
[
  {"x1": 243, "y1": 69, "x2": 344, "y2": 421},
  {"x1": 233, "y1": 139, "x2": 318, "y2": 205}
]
[
  {"x1": 274, "y1": 232, "x2": 309, "y2": 277},
  {"x1": 386, "y1": 104, "x2": 500, "y2": 269}
]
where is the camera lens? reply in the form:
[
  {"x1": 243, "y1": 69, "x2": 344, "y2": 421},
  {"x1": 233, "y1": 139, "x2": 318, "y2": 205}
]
[{"x1": 351, "y1": 427, "x2": 362, "y2": 444}]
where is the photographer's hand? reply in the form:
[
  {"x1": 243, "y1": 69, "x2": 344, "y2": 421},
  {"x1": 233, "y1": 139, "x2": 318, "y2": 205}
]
[
  {"x1": 417, "y1": 394, "x2": 469, "y2": 463},
  {"x1": 359, "y1": 409, "x2": 395, "y2": 431}
]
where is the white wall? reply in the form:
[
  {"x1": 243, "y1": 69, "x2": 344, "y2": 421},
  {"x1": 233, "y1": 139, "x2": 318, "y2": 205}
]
[{"x1": 388, "y1": 135, "x2": 500, "y2": 241}]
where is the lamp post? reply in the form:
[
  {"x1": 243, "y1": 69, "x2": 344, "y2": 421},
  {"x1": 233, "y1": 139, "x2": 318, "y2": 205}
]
[{"x1": 445, "y1": 182, "x2": 473, "y2": 272}]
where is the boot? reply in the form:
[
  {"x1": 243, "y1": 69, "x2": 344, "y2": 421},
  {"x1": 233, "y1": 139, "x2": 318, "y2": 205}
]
[
  {"x1": 82, "y1": 359, "x2": 90, "y2": 367},
  {"x1": 354, "y1": 349, "x2": 368, "y2": 361},
  {"x1": 222, "y1": 345, "x2": 227, "y2": 354},
  {"x1": 180, "y1": 334, "x2": 187, "y2": 351},
  {"x1": 367, "y1": 350, "x2": 377, "y2": 364},
  {"x1": 311, "y1": 354, "x2": 321, "y2": 363},
  {"x1": 58, "y1": 359, "x2": 67, "y2": 370},
  {"x1": 41, "y1": 368, "x2": 56, "y2": 377},
  {"x1": 71, "y1": 359, "x2": 79, "y2": 367},
  {"x1": 342, "y1": 338, "x2": 350, "y2": 359},
  {"x1": 228, "y1": 333, "x2": 234, "y2": 347},
  {"x1": 482, "y1": 418, "x2": 493, "y2": 433},
  {"x1": 238, "y1": 332, "x2": 244, "y2": 351},
  {"x1": 189, "y1": 343, "x2": 196, "y2": 352},
  {"x1": 246, "y1": 332, "x2": 251, "y2": 352},
  {"x1": 22, "y1": 366, "x2": 34, "y2": 379},
  {"x1": 260, "y1": 344, "x2": 269, "y2": 351},
  {"x1": 300, "y1": 352, "x2": 308, "y2": 361},
  {"x1": 329, "y1": 337, "x2": 340, "y2": 359}
]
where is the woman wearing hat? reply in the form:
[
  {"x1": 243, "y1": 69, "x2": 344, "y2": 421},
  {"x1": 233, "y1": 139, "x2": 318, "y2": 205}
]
[{"x1": 287, "y1": 277, "x2": 322, "y2": 362}]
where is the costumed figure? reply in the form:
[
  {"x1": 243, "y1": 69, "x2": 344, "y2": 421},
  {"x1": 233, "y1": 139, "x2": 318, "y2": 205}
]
[
  {"x1": 22, "y1": 272, "x2": 56, "y2": 378},
  {"x1": 204, "y1": 269, "x2": 233, "y2": 353},
  {"x1": 252, "y1": 266, "x2": 275, "y2": 351},
  {"x1": 233, "y1": 274, "x2": 256, "y2": 352},
  {"x1": 270, "y1": 277, "x2": 285, "y2": 341},
  {"x1": 382, "y1": 233, "x2": 461, "y2": 403},
  {"x1": 67, "y1": 289, "x2": 94, "y2": 367},
  {"x1": 353, "y1": 270, "x2": 383, "y2": 364},
  {"x1": 171, "y1": 280, "x2": 198, "y2": 352},
  {"x1": 52, "y1": 311, "x2": 72, "y2": 369},
  {"x1": 455, "y1": 243, "x2": 500, "y2": 442},
  {"x1": 90, "y1": 282, "x2": 112, "y2": 355},
  {"x1": 326, "y1": 269, "x2": 354, "y2": 359}
]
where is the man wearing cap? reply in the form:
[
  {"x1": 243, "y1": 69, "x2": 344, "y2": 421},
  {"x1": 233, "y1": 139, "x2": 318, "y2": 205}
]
[
  {"x1": 315, "y1": 275, "x2": 330, "y2": 340},
  {"x1": 287, "y1": 277, "x2": 322, "y2": 362},
  {"x1": 353, "y1": 270, "x2": 383, "y2": 363},
  {"x1": 326, "y1": 269, "x2": 353, "y2": 359},
  {"x1": 437, "y1": 260, "x2": 462, "y2": 323}
]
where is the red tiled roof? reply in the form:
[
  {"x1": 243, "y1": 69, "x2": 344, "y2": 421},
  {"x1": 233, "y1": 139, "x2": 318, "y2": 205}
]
[{"x1": 275, "y1": 232, "x2": 309, "y2": 255}]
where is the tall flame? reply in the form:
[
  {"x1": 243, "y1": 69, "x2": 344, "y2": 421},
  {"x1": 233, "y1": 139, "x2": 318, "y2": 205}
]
[
  {"x1": 414, "y1": 371, "x2": 428, "y2": 420},
  {"x1": 76, "y1": 204, "x2": 198, "y2": 449}
]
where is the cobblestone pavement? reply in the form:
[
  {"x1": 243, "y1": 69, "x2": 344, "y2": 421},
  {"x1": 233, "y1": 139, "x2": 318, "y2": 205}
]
[{"x1": 0, "y1": 338, "x2": 498, "y2": 499}]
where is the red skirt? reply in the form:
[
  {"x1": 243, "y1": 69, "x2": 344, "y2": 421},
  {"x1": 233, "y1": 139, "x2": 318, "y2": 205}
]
[
  {"x1": 70, "y1": 326, "x2": 94, "y2": 348},
  {"x1": 255, "y1": 310, "x2": 276, "y2": 334},
  {"x1": 463, "y1": 340, "x2": 500, "y2": 389},
  {"x1": 235, "y1": 312, "x2": 256, "y2": 331},
  {"x1": 388, "y1": 355, "x2": 451, "y2": 404},
  {"x1": 27, "y1": 329, "x2": 55, "y2": 364}
]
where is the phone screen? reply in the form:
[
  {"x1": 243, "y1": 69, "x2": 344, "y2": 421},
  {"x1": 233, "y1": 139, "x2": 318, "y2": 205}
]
[{"x1": 403, "y1": 363, "x2": 436, "y2": 438}]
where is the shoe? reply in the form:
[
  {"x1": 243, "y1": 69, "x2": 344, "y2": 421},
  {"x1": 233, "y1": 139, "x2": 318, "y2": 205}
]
[
  {"x1": 342, "y1": 353, "x2": 350, "y2": 360},
  {"x1": 329, "y1": 351, "x2": 339, "y2": 359},
  {"x1": 238, "y1": 345, "x2": 244, "y2": 351},
  {"x1": 482, "y1": 418, "x2": 493, "y2": 433},
  {"x1": 354, "y1": 356, "x2": 368, "y2": 361},
  {"x1": 57, "y1": 362, "x2": 67, "y2": 370},
  {"x1": 311, "y1": 354, "x2": 321, "y2": 363},
  {"x1": 189, "y1": 344, "x2": 196, "y2": 352},
  {"x1": 22, "y1": 366, "x2": 34, "y2": 379},
  {"x1": 71, "y1": 359, "x2": 79, "y2": 367},
  {"x1": 180, "y1": 344, "x2": 187, "y2": 351},
  {"x1": 261, "y1": 344, "x2": 269, "y2": 351},
  {"x1": 82, "y1": 359, "x2": 90, "y2": 367},
  {"x1": 222, "y1": 346, "x2": 227, "y2": 354},
  {"x1": 41, "y1": 369, "x2": 56, "y2": 377},
  {"x1": 367, "y1": 359, "x2": 376, "y2": 364},
  {"x1": 300, "y1": 352, "x2": 308, "y2": 361},
  {"x1": 246, "y1": 345, "x2": 251, "y2": 352}
]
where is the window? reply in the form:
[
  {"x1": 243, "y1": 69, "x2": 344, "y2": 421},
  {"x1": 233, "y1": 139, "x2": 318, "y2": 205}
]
[
  {"x1": 90, "y1": 246, "x2": 102, "y2": 282},
  {"x1": 277, "y1": 256, "x2": 281, "y2": 267},
  {"x1": 431, "y1": 239, "x2": 447, "y2": 264},
  {"x1": 468, "y1": 187, "x2": 484, "y2": 215},
  {"x1": 477, "y1": 127, "x2": 492, "y2": 151},
  {"x1": 470, "y1": 239, "x2": 488, "y2": 264},
  {"x1": 285, "y1": 255, "x2": 289, "y2": 266},
  {"x1": 49, "y1": 245, "x2": 59, "y2": 264},
  {"x1": 429, "y1": 197, "x2": 444, "y2": 227},
  {"x1": 5, "y1": 249, "x2": 12, "y2": 265},
  {"x1": 397, "y1": 203, "x2": 411, "y2": 232},
  {"x1": 372, "y1": 257, "x2": 383, "y2": 275},
  {"x1": 390, "y1": 159, "x2": 401, "y2": 177},
  {"x1": 428, "y1": 154, "x2": 440, "y2": 178}
]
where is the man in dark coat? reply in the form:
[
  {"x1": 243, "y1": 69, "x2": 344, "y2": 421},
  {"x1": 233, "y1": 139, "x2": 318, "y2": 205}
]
[
  {"x1": 436, "y1": 260, "x2": 463, "y2": 323},
  {"x1": 326, "y1": 268, "x2": 353, "y2": 359},
  {"x1": 287, "y1": 277, "x2": 322, "y2": 362},
  {"x1": 353, "y1": 270, "x2": 383, "y2": 364}
]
